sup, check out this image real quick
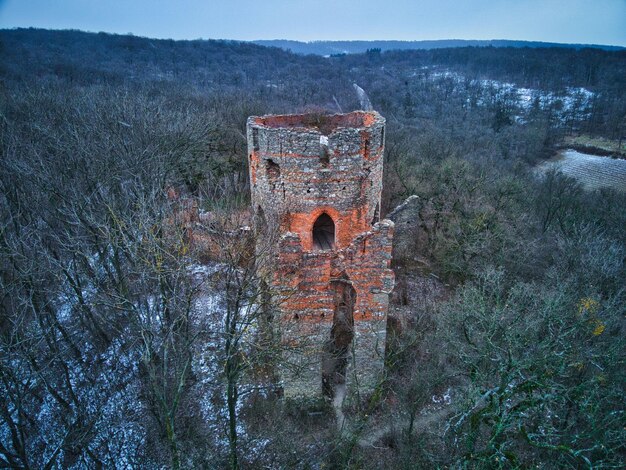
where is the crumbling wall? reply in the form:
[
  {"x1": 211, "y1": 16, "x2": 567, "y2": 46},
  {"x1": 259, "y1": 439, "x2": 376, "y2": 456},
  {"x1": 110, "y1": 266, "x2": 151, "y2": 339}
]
[{"x1": 247, "y1": 111, "x2": 394, "y2": 397}]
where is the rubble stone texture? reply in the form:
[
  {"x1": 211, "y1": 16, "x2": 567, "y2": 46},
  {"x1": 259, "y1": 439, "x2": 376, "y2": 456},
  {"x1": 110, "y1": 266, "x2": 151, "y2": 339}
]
[{"x1": 247, "y1": 111, "x2": 395, "y2": 397}]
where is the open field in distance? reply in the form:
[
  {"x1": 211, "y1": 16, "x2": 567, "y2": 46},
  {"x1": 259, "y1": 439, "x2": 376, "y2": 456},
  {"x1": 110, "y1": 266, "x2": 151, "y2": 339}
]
[{"x1": 537, "y1": 149, "x2": 626, "y2": 191}]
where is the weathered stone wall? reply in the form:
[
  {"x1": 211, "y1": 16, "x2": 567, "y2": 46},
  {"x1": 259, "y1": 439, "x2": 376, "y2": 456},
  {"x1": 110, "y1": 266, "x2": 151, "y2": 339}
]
[
  {"x1": 247, "y1": 111, "x2": 394, "y2": 398},
  {"x1": 248, "y1": 112, "x2": 385, "y2": 250}
]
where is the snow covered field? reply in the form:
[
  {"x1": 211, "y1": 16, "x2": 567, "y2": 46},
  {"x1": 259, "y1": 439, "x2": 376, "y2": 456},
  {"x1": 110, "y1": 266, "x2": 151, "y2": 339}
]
[
  {"x1": 536, "y1": 149, "x2": 626, "y2": 191},
  {"x1": 417, "y1": 67, "x2": 594, "y2": 124}
]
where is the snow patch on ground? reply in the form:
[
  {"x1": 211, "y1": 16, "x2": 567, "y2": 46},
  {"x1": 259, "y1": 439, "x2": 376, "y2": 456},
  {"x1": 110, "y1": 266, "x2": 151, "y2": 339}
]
[
  {"x1": 536, "y1": 149, "x2": 626, "y2": 191},
  {"x1": 419, "y1": 66, "x2": 594, "y2": 124}
]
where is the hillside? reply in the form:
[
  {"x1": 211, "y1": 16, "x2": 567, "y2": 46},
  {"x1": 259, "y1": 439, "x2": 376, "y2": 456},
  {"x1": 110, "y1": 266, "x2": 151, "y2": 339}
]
[
  {"x1": 0, "y1": 28, "x2": 624, "y2": 469},
  {"x1": 253, "y1": 38, "x2": 626, "y2": 55},
  {"x1": 3, "y1": 28, "x2": 626, "y2": 91}
]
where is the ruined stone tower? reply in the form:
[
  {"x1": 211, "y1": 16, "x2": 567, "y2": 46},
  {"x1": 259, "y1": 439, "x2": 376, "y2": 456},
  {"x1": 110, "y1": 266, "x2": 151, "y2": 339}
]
[{"x1": 247, "y1": 111, "x2": 394, "y2": 398}]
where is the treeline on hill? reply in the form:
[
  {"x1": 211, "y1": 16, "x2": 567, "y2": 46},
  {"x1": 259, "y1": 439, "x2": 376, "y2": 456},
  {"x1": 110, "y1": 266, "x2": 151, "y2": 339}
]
[
  {"x1": 0, "y1": 28, "x2": 624, "y2": 468},
  {"x1": 254, "y1": 39, "x2": 626, "y2": 56}
]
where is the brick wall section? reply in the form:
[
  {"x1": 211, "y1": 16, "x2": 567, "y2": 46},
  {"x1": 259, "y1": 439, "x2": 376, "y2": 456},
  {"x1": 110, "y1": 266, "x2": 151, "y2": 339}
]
[
  {"x1": 247, "y1": 111, "x2": 394, "y2": 397},
  {"x1": 273, "y1": 221, "x2": 394, "y2": 321}
]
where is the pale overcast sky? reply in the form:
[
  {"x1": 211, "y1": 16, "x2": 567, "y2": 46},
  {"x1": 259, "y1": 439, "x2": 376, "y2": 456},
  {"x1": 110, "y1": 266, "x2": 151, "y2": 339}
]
[{"x1": 1, "y1": 0, "x2": 624, "y2": 46}]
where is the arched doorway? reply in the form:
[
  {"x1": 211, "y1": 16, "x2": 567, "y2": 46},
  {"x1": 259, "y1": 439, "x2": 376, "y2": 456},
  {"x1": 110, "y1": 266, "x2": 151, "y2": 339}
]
[
  {"x1": 312, "y1": 213, "x2": 335, "y2": 250},
  {"x1": 322, "y1": 273, "x2": 356, "y2": 397}
]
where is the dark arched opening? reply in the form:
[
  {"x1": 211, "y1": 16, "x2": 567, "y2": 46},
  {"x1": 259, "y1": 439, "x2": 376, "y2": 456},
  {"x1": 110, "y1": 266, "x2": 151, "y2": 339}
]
[
  {"x1": 312, "y1": 213, "x2": 335, "y2": 250},
  {"x1": 322, "y1": 273, "x2": 356, "y2": 397}
]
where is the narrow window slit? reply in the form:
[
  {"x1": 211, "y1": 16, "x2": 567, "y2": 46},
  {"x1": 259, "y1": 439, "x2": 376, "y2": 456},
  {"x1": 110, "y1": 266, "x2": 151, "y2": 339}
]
[
  {"x1": 266, "y1": 159, "x2": 280, "y2": 180},
  {"x1": 319, "y1": 135, "x2": 330, "y2": 166},
  {"x1": 372, "y1": 202, "x2": 380, "y2": 224},
  {"x1": 252, "y1": 129, "x2": 259, "y2": 151}
]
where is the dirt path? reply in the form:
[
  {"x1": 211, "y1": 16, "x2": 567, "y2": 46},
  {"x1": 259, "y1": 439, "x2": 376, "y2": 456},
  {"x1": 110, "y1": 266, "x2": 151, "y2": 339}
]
[
  {"x1": 331, "y1": 382, "x2": 452, "y2": 448},
  {"x1": 332, "y1": 384, "x2": 347, "y2": 432},
  {"x1": 356, "y1": 406, "x2": 451, "y2": 448}
]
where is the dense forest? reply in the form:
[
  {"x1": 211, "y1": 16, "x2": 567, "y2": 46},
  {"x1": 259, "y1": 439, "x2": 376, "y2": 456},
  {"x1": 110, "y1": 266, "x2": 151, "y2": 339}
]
[
  {"x1": 0, "y1": 28, "x2": 625, "y2": 468},
  {"x1": 253, "y1": 39, "x2": 625, "y2": 56}
]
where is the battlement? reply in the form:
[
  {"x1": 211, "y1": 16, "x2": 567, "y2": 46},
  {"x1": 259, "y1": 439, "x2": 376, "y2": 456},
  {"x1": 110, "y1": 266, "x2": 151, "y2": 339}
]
[
  {"x1": 250, "y1": 110, "x2": 382, "y2": 132},
  {"x1": 248, "y1": 111, "x2": 384, "y2": 163}
]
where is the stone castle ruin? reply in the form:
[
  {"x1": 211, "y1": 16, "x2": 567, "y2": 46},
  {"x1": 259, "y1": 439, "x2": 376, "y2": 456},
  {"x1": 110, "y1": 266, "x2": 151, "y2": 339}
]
[{"x1": 247, "y1": 111, "x2": 395, "y2": 397}]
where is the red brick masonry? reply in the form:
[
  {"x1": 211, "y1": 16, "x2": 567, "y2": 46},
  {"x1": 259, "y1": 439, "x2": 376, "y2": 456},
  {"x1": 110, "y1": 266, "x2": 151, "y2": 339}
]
[{"x1": 247, "y1": 111, "x2": 394, "y2": 396}]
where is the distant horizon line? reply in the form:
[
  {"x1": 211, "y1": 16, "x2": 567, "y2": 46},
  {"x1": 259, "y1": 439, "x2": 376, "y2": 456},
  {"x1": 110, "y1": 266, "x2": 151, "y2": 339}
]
[
  {"x1": 3, "y1": 27, "x2": 625, "y2": 49},
  {"x1": 252, "y1": 38, "x2": 623, "y2": 46}
]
